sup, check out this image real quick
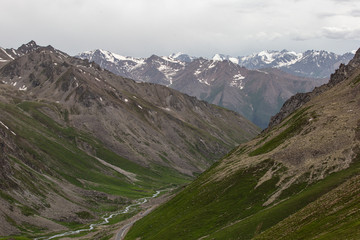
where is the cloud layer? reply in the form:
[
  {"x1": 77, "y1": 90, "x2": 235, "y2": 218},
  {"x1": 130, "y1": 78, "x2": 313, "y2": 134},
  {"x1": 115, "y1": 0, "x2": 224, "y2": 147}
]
[{"x1": 0, "y1": 0, "x2": 359, "y2": 56}]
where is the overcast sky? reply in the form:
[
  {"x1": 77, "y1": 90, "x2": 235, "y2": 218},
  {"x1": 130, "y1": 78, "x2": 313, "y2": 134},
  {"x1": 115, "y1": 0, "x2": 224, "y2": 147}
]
[{"x1": 1, "y1": 0, "x2": 360, "y2": 57}]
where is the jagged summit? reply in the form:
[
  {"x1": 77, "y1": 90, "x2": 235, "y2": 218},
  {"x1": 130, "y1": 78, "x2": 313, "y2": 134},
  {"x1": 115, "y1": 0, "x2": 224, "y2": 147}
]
[{"x1": 17, "y1": 40, "x2": 40, "y2": 53}]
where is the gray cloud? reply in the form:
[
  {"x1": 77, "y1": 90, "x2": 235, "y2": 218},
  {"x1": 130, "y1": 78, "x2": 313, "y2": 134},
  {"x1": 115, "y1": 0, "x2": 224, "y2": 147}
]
[
  {"x1": 350, "y1": 9, "x2": 360, "y2": 17},
  {"x1": 0, "y1": 0, "x2": 359, "y2": 56},
  {"x1": 322, "y1": 27, "x2": 360, "y2": 39}
]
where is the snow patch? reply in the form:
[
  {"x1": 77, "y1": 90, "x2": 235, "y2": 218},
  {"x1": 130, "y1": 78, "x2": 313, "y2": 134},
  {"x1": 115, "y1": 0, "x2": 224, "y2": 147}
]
[
  {"x1": 19, "y1": 85, "x2": 27, "y2": 91},
  {"x1": 0, "y1": 121, "x2": 16, "y2": 136},
  {"x1": 258, "y1": 51, "x2": 275, "y2": 64},
  {"x1": 0, "y1": 48, "x2": 15, "y2": 60},
  {"x1": 124, "y1": 98, "x2": 129, "y2": 103},
  {"x1": 161, "y1": 56, "x2": 183, "y2": 64},
  {"x1": 256, "y1": 70, "x2": 269, "y2": 74},
  {"x1": 275, "y1": 52, "x2": 303, "y2": 68},
  {"x1": 194, "y1": 69, "x2": 202, "y2": 76},
  {"x1": 169, "y1": 52, "x2": 183, "y2": 59},
  {"x1": 0, "y1": 121, "x2": 9, "y2": 130},
  {"x1": 161, "y1": 107, "x2": 171, "y2": 111},
  {"x1": 95, "y1": 77, "x2": 101, "y2": 82},
  {"x1": 99, "y1": 97, "x2": 103, "y2": 102},
  {"x1": 208, "y1": 61, "x2": 216, "y2": 69},
  {"x1": 199, "y1": 78, "x2": 210, "y2": 86},
  {"x1": 212, "y1": 54, "x2": 223, "y2": 61},
  {"x1": 230, "y1": 73, "x2": 245, "y2": 89},
  {"x1": 138, "y1": 105, "x2": 143, "y2": 109},
  {"x1": 229, "y1": 57, "x2": 239, "y2": 64}
]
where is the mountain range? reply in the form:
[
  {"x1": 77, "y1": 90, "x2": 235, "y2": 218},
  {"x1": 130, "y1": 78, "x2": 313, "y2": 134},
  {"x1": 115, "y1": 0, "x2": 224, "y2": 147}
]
[
  {"x1": 77, "y1": 49, "x2": 339, "y2": 128},
  {"x1": 0, "y1": 41, "x2": 258, "y2": 237},
  {"x1": 124, "y1": 48, "x2": 360, "y2": 240},
  {"x1": 213, "y1": 49, "x2": 354, "y2": 78}
]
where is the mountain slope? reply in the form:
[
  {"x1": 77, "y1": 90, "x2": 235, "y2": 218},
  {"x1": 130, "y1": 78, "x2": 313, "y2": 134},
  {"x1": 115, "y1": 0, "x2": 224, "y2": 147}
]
[
  {"x1": 0, "y1": 42, "x2": 259, "y2": 238},
  {"x1": 124, "y1": 49, "x2": 360, "y2": 240},
  {"x1": 77, "y1": 50, "x2": 324, "y2": 128}
]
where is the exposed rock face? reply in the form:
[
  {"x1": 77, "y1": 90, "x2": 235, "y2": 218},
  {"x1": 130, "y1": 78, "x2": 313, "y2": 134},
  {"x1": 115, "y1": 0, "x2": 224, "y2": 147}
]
[
  {"x1": 77, "y1": 50, "x2": 325, "y2": 129},
  {"x1": 268, "y1": 48, "x2": 360, "y2": 129}
]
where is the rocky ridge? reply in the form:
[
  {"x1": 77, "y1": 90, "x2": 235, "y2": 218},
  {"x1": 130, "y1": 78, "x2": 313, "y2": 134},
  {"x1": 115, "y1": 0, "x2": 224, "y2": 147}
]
[
  {"x1": 77, "y1": 50, "x2": 325, "y2": 128},
  {"x1": 268, "y1": 48, "x2": 360, "y2": 129}
]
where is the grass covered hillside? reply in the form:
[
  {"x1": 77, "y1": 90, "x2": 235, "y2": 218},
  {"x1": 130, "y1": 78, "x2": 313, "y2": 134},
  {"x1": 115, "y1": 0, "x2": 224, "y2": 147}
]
[
  {"x1": 0, "y1": 42, "x2": 259, "y2": 238},
  {"x1": 124, "y1": 51, "x2": 360, "y2": 240}
]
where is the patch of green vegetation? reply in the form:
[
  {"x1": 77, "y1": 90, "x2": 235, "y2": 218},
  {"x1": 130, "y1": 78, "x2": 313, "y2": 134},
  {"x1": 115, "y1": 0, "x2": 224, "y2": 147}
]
[
  {"x1": 19, "y1": 222, "x2": 47, "y2": 234},
  {"x1": 158, "y1": 153, "x2": 170, "y2": 163},
  {"x1": 125, "y1": 159, "x2": 281, "y2": 240},
  {"x1": 106, "y1": 209, "x2": 139, "y2": 225},
  {"x1": 205, "y1": 155, "x2": 360, "y2": 239},
  {"x1": 99, "y1": 234, "x2": 114, "y2": 240},
  {"x1": 5, "y1": 214, "x2": 17, "y2": 226},
  {"x1": 249, "y1": 107, "x2": 310, "y2": 156},
  {"x1": 0, "y1": 190, "x2": 18, "y2": 204},
  {"x1": 0, "y1": 237, "x2": 32, "y2": 240},
  {"x1": 352, "y1": 74, "x2": 360, "y2": 85},
  {"x1": 125, "y1": 148, "x2": 360, "y2": 240},
  {"x1": 76, "y1": 211, "x2": 94, "y2": 220},
  {"x1": 52, "y1": 220, "x2": 84, "y2": 230},
  {"x1": 0, "y1": 99, "x2": 199, "y2": 238},
  {"x1": 96, "y1": 146, "x2": 191, "y2": 195},
  {"x1": 20, "y1": 205, "x2": 38, "y2": 217}
]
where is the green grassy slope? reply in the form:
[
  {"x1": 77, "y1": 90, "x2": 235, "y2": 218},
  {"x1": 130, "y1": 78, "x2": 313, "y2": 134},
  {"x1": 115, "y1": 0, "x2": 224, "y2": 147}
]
[
  {"x1": 0, "y1": 99, "x2": 191, "y2": 238},
  {"x1": 1, "y1": 100, "x2": 191, "y2": 197},
  {"x1": 125, "y1": 69, "x2": 360, "y2": 239}
]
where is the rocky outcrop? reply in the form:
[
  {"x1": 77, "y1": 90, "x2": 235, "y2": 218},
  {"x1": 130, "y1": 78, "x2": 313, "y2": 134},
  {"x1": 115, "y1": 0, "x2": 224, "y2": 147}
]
[{"x1": 267, "y1": 48, "x2": 360, "y2": 129}]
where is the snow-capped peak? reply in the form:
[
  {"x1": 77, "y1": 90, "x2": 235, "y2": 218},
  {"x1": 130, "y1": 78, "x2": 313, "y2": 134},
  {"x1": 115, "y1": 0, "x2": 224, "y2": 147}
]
[
  {"x1": 212, "y1": 54, "x2": 224, "y2": 61},
  {"x1": 212, "y1": 54, "x2": 239, "y2": 64},
  {"x1": 169, "y1": 52, "x2": 184, "y2": 59},
  {"x1": 258, "y1": 50, "x2": 276, "y2": 64},
  {"x1": 168, "y1": 52, "x2": 195, "y2": 63}
]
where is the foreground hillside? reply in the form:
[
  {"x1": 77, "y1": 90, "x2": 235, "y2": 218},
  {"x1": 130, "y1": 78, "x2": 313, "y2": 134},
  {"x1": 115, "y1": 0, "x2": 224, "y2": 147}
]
[
  {"x1": 0, "y1": 42, "x2": 258, "y2": 238},
  {"x1": 125, "y1": 50, "x2": 360, "y2": 240}
]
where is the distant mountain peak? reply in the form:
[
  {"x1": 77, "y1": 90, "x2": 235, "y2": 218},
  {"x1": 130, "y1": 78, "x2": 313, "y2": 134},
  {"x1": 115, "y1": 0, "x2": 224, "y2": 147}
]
[
  {"x1": 168, "y1": 52, "x2": 195, "y2": 63},
  {"x1": 17, "y1": 40, "x2": 41, "y2": 54}
]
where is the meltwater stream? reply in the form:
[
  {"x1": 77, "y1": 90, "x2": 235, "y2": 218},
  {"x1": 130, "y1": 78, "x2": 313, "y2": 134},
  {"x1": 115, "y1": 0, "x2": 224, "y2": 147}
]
[{"x1": 35, "y1": 190, "x2": 162, "y2": 240}]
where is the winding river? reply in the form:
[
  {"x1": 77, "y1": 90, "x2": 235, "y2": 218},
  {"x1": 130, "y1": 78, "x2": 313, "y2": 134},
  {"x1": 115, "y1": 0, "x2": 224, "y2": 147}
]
[{"x1": 35, "y1": 190, "x2": 162, "y2": 240}]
